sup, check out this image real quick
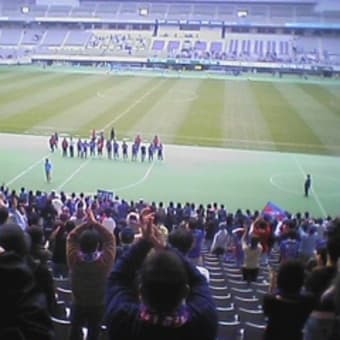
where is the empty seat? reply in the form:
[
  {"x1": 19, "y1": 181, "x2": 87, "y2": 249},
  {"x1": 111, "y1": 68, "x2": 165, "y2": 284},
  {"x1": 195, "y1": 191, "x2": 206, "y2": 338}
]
[
  {"x1": 217, "y1": 321, "x2": 241, "y2": 340},
  {"x1": 234, "y1": 296, "x2": 262, "y2": 310},
  {"x1": 52, "y1": 316, "x2": 71, "y2": 339},
  {"x1": 242, "y1": 321, "x2": 266, "y2": 340},
  {"x1": 56, "y1": 287, "x2": 72, "y2": 307},
  {"x1": 238, "y1": 307, "x2": 266, "y2": 324}
]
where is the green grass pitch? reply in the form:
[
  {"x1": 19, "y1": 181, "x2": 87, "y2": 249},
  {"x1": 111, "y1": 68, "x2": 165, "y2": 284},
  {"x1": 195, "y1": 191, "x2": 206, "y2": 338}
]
[{"x1": 0, "y1": 65, "x2": 340, "y2": 217}]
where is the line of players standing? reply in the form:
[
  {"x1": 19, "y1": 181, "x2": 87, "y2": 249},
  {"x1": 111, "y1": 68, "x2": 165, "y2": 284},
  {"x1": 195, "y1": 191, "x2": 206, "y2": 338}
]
[{"x1": 48, "y1": 129, "x2": 164, "y2": 162}]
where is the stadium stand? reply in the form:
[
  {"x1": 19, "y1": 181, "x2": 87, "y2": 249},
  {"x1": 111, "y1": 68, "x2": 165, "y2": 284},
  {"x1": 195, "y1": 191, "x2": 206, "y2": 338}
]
[{"x1": 0, "y1": 0, "x2": 339, "y2": 75}]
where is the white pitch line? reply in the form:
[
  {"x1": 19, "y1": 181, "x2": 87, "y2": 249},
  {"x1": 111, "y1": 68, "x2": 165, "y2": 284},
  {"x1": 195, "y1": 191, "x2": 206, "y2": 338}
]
[
  {"x1": 113, "y1": 161, "x2": 155, "y2": 192},
  {"x1": 292, "y1": 155, "x2": 328, "y2": 217},
  {"x1": 56, "y1": 160, "x2": 90, "y2": 191},
  {"x1": 6, "y1": 154, "x2": 50, "y2": 186},
  {"x1": 102, "y1": 79, "x2": 165, "y2": 131}
]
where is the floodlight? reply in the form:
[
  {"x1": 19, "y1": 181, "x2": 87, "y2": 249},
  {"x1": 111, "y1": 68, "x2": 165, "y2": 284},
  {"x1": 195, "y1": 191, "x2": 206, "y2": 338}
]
[
  {"x1": 21, "y1": 6, "x2": 30, "y2": 14},
  {"x1": 237, "y1": 10, "x2": 248, "y2": 18},
  {"x1": 139, "y1": 8, "x2": 149, "y2": 16}
]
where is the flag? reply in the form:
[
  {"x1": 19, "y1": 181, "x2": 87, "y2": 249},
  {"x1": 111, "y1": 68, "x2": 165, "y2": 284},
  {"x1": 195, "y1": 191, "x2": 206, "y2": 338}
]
[{"x1": 262, "y1": 201, "x2": 286, "y2": 221}]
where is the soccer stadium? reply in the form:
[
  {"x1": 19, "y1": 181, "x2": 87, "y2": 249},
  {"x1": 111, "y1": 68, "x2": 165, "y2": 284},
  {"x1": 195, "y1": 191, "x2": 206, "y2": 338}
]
[{"x1": 0, "y1": 0, "x2": 340, "y2": 339}]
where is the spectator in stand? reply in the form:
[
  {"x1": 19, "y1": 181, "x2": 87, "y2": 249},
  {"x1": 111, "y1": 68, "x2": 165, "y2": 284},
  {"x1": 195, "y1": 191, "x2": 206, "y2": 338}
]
[
  {"x1": 280, "y1": 230, "x2": 300, "y2": 263},
  {"x1": 252, "y1": 217, "x2": 272, "y2": 264},
  {"x1": 9, "y1": 196, "x2": 28, "y2": 231},
  {"x1": 41, "y1": 197, "x2": 58, "y2": 238},
  {"x1": 303, "y1": 271, "x2": 340, "y2": 340},
  {"x1": 0, "y1": 224, "x2": 53, "y2": 339},
  {"x1": 241, "y1": 226, "x2": 262, "y2": 284},
  {"x1": 27, "y1": 225, "x2": 51, "y2": 265},
  {"x1": 299, "y1": 222, "x2": 318, "y2": 263},
  {"x1": 187, "y1": 218, "x2": 205, "y2": 266},
  {"x1": 304, "y1": 218, "x2": 340, "y2": 339},
  {"x1": 115, "y1": 227, "x2": 135, "y2": 260},
  {"x1": 210, "y1": 222, "x2": 229, "y2": 256},
  {"x1": 50, "y1": 220, "x2": 75, "y2": 278},
  {"x1": 105, "y1": 211, "x2": 218, "y2": 340},
  {"x1": 169, "y1": 227, "x2": 210, "y2": 282},
  {"x1": 67, "y1": 209, "x2": 115, "y2": 340},
  {"x1": 263, "y1": 260, "x2": 315, "y2": 340},
  {"x1": 101, "y1": 208, "x2": 116, "y2": 234},
  {"x1": 0, "y1": 206, "x2": 9, "y2": 226}
]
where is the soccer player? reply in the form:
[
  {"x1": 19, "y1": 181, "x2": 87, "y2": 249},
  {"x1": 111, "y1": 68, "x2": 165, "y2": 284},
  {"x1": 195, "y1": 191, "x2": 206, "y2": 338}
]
[
  {"x1": 113, "y1": 140, "x2": 119, "y2": 160},
  {"x1": 83, "y1": 140, "x2": 89, "y2": 159},
  {"x1": 97, "y1": 138, "x2": 104, "y2": 157},
  {"x1": 134, "y1": 134, "x2": 142, "y2": 150},
  {"x1": 140, "y1": 144, "x2": 146, "y2": 162},
  {"x1": 157, "y1": 143, "x2": 164, "y2": 161},
  {"x1": 77, "y1": 138, "x2": 82, "y2": 157},
  {"x1": 131, "y1": 143, "x2": 138, "y2": 161},
  {"x1": 122, "y1": 141, "x2": 128, "y2": 161},
  {"x1": 69, "y1": 137, "x2": 74, "y2": 158},
  {"x1": 106, "y1": 139, "x2": 112, "y2": 159},
  {"x1": 89, "y1": 139, "x2": 96, "y2": 157},
  {"x1": 49, "y1": 134, "x2": 56, "y2": 152},
  {"x1": 61, "y1": 138, "x2": 68, "y2": 157},
  {"x1": 148, "y1": 143, "x2": 154, "y2": 162},
  {"x1": 44, "y1": 158, "x2": 52, "y2": 183},
  {"x1": 110, "y1": 127, "x2": 115, "y2": 141},
  {"x1": 304, "y1": 174, "x2": 311, "y2": 197}
]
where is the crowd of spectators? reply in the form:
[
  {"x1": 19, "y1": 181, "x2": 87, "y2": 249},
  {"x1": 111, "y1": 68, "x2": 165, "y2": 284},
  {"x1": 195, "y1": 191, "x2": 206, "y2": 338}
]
[{"x1": 0, "y1": 184, "x2": 340, "y2": 339}]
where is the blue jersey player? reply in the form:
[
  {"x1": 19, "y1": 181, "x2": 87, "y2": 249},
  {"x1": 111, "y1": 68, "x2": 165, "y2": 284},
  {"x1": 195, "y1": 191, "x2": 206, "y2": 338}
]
[{"x1": 44, "y1": 158, "x2": 52, "y2": 183}]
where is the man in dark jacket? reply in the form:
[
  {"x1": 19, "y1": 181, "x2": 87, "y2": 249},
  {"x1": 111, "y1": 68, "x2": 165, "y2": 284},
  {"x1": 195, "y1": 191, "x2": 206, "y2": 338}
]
[
  {"x1": 105, "y1": 210, "x2": 218, "y2": 340},
  {"x1": 0, "y1": 223, "x2": 53, "y2": 340}
]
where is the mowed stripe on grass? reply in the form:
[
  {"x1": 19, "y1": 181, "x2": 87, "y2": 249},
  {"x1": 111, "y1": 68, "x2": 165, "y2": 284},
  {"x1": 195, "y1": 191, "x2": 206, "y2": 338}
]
[
  {"x1": 222, "y1": 80, "x2": 275, "y2": 150},
  {"x1": 3, "y1": 73, "x2": 126, "y2": 133},
  {"x1": 173, "y1": 79, "x2": 225, "y2": 147},
  {"x1": 0, "y1": 73, "x2": 112, "y2": 133},
  {"x1": 276, "y1": 83, "x2": 340, "y2": 154},
  {"x1": 75, "y1": 76, "x2": 164, "y2": 136},
  {"x1": 127, "y1": 78, "x2": 203, "y2": 144},
  {"x1": 250, "y1": 82, "x2": 327, "y2": 154}
]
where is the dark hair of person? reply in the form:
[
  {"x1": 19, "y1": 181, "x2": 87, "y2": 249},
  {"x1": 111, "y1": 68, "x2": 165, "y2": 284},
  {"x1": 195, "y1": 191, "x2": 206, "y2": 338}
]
[
  {"x1": 187, "y1": 218, "x2": 198, "y2": 230},
  {"x1": 0, "y1": 223, "x2": 30, "y2": 257},
  {"x1": 168, "y1": 228, "x2": 194, "y2": 255},
  {"x1": 65, "y1": 220, "x2": 76, "y2": 233},
  {"x1": 79, "y1": 225, "x2": 100, "y2": 254},
  {"x1": 250, "y1": 236, "x2": 260, "y2": 249},
  {"x1": 0, "y1": 207, "x2": 9, "y2": 225},
  {"x1": 316, "y1": 247, "x2": 328, "y2": 267},
  {"x1": 140, "y1": 250, "x2": 189, "y2": 313},
  {"x1": 327, "y1": 236, "x2": 340, "y2": 264},
  {"x1": 277, "y1": 260, "x2": 304, "y2": 296},
  {"x1": 258, "y1": 220, "x2": 267, "y2": 229},
  {"x1": 27, "y1": 225, "x2": 44, "y2": 246}
]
